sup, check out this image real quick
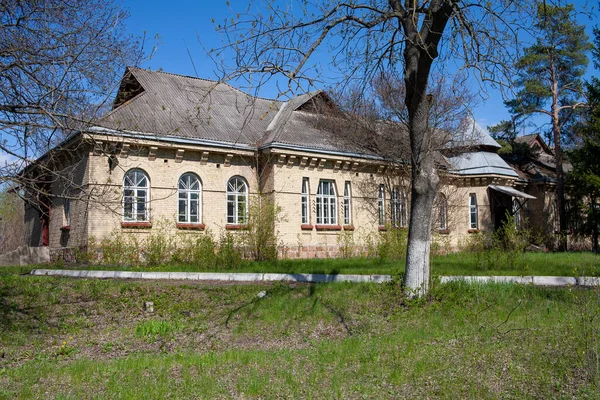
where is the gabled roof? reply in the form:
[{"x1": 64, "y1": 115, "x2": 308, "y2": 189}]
[{"x1": 99, "y1": 67, "x2": 282, "y2": 147}]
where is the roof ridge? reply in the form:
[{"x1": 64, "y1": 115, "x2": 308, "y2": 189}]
[{"x1": 127, "y1": 66, "x2": 282, "y2": 103}]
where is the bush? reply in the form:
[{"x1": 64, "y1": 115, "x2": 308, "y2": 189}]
[
  {"x1": 216, "y1": 231, "x2": 245, "y2": 270},
  {"x1": 173, "y1": 231, "x2": 218, "y2": 269},
  {"x1": 378, "y1": 227, "x2": 408, "y2": 262},
  {"x1": 241, "y1": 196, "x2": 281, "y2": 261},
  {"x1": 144, "y1": 219, "x2": 176, "y2": 265}
]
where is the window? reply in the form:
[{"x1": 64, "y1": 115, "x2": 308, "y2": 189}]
[
  {"x1": 301, "y1": 177, "x2": 310, "y2": 225},
  {"x1": 343, "y1": 181, "x2": 352, "y2": 225},
  {"x1": 513, "y1": 198, "x2": 521, "y2": 230},
  {"x1": 227, "y1": 176, "x2": 248, "y2": 224},
  {"x1": 438, "y1": 193, "x2": 448, "y2": 230},
  {"x1": 316, "y1": 180, "x2": 337, "y2": 225},
  {"x1": 123, "y1": 169, "x2": 150, "y2": 222},
  {"x1": 378, "y1": 184, "x2": 385, "y2": 226},
  {"x1": 391, "y1": 187, "x2": 408, "y2": 228},
  {"x1": 178, "y1": 173, "x2": 202, "y2": 223},
  {"x1": 469, "y1": 193, "x2": 478, "y2": 229},
  {"x1": 63, "y1": 198, "x2": 71, "y2": 227}
]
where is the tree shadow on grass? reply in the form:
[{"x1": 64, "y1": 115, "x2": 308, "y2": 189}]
[{"x1": 224, "y1": 282, "x2": 354, "y2": 336}]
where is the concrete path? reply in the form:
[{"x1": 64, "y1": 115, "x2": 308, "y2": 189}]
[{"x1": 30, "y1": 269, "x2": 600, "y2": 286}]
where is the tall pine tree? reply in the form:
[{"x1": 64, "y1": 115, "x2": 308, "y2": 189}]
[
  {"x1": 567, "y1": 22, "x2": 600, "y2": 252},
  {"x1": 506, "y1": 2, "x2": 591, "y2": 250}
]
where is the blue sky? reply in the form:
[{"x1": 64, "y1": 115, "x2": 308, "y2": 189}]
[{"x1": 123, "y1": 0, "x2": 599, "y2": 134}]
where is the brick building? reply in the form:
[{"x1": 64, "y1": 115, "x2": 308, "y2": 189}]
[{"x1": 24, "y1": 67, "x2": 539, "y2": 257}]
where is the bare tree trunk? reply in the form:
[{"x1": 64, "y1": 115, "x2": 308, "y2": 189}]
[
  {"x1": 400, "y1": 4, "x2": 450, "y2": 297},
  {"x1": 551, "y1": 69, "x2": 567, "y2": 251}
]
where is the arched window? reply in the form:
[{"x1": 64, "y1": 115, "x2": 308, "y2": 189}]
[
  {"x1": 438, "y1": 193, "x2": 448, "y2": 230},
  {"x1": 123, "y1": 169, "x2": 150, "y2": 222},
  {"x1": 178, "y1": 173, "x2": 202, "y2": 223},
  {"x1": 227, "y1": 176, "x2": 248, "y2": 224},
  {"x1": 316, "y1": 180, "x2": 337, "y2": 225}
]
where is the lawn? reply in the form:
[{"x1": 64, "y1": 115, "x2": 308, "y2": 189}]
[
  {"x1": 1, "y1": 270, "x2": 599, "y2": 398},
  {"x1": 39, "y1": 251, "x2": 600, "y2": 277}
]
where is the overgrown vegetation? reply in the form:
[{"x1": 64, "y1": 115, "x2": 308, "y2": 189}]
[
  {"x1": 465, "y1": 215, "x2": 532, "y2": 272},
  {"x1": 0, "y1": 272, "x2": 598, "y2": 397}
]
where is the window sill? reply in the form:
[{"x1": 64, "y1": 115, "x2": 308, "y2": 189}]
[
  {"x1": 467, "y1": 229, "x2": 480, "y2": 234},
  {"x1": 315, "y1": 225, "x2": 342, "y2": 231},
  {"x1": 342, "y1": 225, "x2": 355, "y2": 231},
  {"x1": 300, "y1": 224, "x2": 314, "y2": 230},
  {"x1": 378, "y1": 226, "x2": 387, "y2": 232},
  {"x1": 121, "y1": 221, "x2": 152, "y2": 228},
  {"x1": 177, "y1": 223, "x2": 205, "y2": 230},
  {"x1": 60, "y1": 225, "x2": 71, "y2": 231},
  {"x1": 226, "y1": 224, "x2": 248, "y2": 230},
  {"x1": 437, "y1": 229, "x2": 450, "y2": 235}
]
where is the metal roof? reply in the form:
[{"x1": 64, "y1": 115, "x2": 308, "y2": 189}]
[
  {"x1": 488, "y1": 185, "x2": 536, "y2": 199},
  {"x1": 99, "y1": 68, "x2": 282, "y2": 147},
  {"x1": 450, "y1": 118, "x2": 501, "y2": 149},
  {"x1": 446, "y1": 151, "x2": 519, "y2": 177}
]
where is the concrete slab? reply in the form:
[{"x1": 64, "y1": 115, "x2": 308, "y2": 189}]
[
  {"x1": 577, "y1": 277, "x2": 600, "y2": 287},
  {"x1": 533, "y1": 276, "x2": 577, "y2": 286}
]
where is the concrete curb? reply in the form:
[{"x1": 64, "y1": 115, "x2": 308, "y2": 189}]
[
  {"x1": 30, "y1": 269, "x2": 393, "y2": 283},
  {"x1": 29, "y1": 269, "x2": 600, "y2": 286}
]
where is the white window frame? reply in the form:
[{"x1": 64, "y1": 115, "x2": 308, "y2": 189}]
[
  {"x1": 343, "y1": 181, "x2": 352, "y2": 226},
  {"x1": 378, "y1": 184, "x2": 385, "y2": 226},
  {"x1": 178, "y1": 173, "x2": 202, "y2": 224},
  {"x1": 316, "y1": 180, "x2": 337, "y2": 225},
  {"x1": 513, "y1": 198, "x2": 521, "y2": 230},
  {"x1": 123, "y1": 169, "x2": 150, "y2": 222},
  {"x1": 227, "y1": 176, "x2": 248, "y2": 225},
  {"x1": 469, "y1": 193, "x2": 478, "y2": 230},
  {"x1": 63, "y1": 198, "x2": 71, "y2": 227},
  {"x1": 391, "y1": 187, "x2": 408, "y2": 228},
  {"x1": 301, "y1": 177, "x2": 310, "y2": 225}
]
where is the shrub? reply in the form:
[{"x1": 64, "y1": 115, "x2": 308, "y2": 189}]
[
  {"x1": 173, "y1": 231, "x2": 218, "y2": 269},
  {"x1": 336, "y1": 230, "x2": 356, "y2": 258},
  {"x1": 100, "y1": 231, "x2": 140, "y2": 266},
  {"x1": 377, "y1": 227, "x2": 408, "y2": 262},
  {"x1": 144, "y1": 219, "x2": 176, "y2": 266},
  {"x1": 216, "y1": 231, "x2": 244, "y2": 270},
  {"x1": 241, "y1": 196, "x2": 281, "y2": 262}
]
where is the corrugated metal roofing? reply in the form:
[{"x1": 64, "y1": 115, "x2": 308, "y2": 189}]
[
  {"x1": 99, "y1": 68, "x2": 282, "y2": 146},
  {"x1": 450, "y1": 118, "x2": 501, "y2": 149},
  {"x1": 446, "y1": 151, "x2": 519, "y2": 177}
]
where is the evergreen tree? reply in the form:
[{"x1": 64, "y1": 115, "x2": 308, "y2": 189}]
[
  {"x1": 568, "y1": 24, "x2": 600, "y2": 252},
  {"x1": 505, "y1": 2, "x2": 592, "y2": 250}
]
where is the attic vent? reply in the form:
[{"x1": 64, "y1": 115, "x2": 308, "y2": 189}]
[{"x1": 112, "y1": 70, "x2": 145, "y2": 109}]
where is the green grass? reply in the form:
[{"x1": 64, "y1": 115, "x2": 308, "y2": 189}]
[
  {"x1": 38, "y1": 251, "x2": 600, "y2": 277},
  {"x1": 0, "y1": 271, "x2": 599, "y2": 398}
]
